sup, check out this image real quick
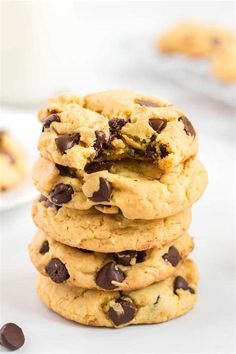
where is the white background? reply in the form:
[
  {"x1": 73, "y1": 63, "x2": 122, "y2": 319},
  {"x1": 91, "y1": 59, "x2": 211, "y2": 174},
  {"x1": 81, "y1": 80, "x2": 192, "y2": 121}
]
[{"x1": 0, "y1": 1, "x2": 235, "y2": 353}]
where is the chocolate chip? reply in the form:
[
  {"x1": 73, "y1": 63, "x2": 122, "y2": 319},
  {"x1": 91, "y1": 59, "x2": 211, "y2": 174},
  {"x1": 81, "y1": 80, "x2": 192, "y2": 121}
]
[
  {"x1": 146, "y1": 135, "x2": 157, "y2": 158},
  {"x1": 55, "y1": 133, "x2": 80, "y2": 154},
  {"x1": 96, "y1": 261, "x2": 125, "y2": 290},
  {"x1": 178, "y1": 116, "x2": 196, "y2": 137},
  {"x1": 38, "y1": 194, "x2": 53, "y2": 207},
  {"x1": 149, "y1": 118, "x2": 167, "y2": 133},
  {"x1": 38, "y1": 194, "x2": 61, "y2": 209},
  {"x1": 159, "y1": 144, "x2": 169, "y2": 158},
  {"x1": 0, "y1": 323, "x2": 25, "y2": 350},
  {"x1": 39, "y1": 240, "x2": 49, "y2": 254},
  {"x1": 146, "y1": 144, "x2": 157, "y2": 158},
  {"x1": 84, "y1": 161, "x2": 113, "y2": 174},
  {"x1": 173, "y1": 276, "x2": 195, "y2": 295},
  {"x1": 162, "y1": 246, "x2": 181, "y2": 267},
  {"x1": 93, "y1": 131, "x2": 108, "y2": 153},
  {"x1": 128, "y1": 148, "x2": 146, "y2": 158},
  {"x1": 136, "y1": 251, "x2": 147, "y2": 263},
  {"x1": 49, "y1": 183, "x2": 74, "y2": 204},
  {"x1": 38, "y1": 194, "x2": 48, "y2": 203},
  {"x1": 108, "y1": 298, "x2": 136, "y2": 326},
  {"x1": 45, "y1": 258, "x2": 69, "y2": 283},
  {"x1": 46, "y1": 199, "x2": 57, "y2": 208},
  {"x1": 49, "y1": 109, "x2": 60, "y2": 114},
  {"x1": 113, "y1": 250, "x2": 146, "y2": 266},
  {"x1": 135, "y1": 99, "x2": 160, "y2": 107},
  {"x1": 77, "y1": 248, "x2": 94, "y2": 254},
  {"x1": 42, "y1": 114, "x2": 60, "y2": 131},
  {"x1": 109, "y1": 118, "x2": 126, "y2": 139},
  {"x1": 154, "y1": 295, "x2": 160, "y2": 305},
  {"x1": 89, "y1": 177, "x2": 111, "y2": 202},
  {"x1": 113, "y1": 251, "x2": 137, "y2": 266},
  {"x1": 55, "y1": 164, "x2": 77, "y2": 178}
]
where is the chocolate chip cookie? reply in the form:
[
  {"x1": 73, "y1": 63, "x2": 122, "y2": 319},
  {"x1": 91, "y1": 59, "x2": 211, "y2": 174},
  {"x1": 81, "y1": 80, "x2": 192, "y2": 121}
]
[
  {"x1": 158, "y1": 21, "x2": 235, "y2": 57},
  {"x1": 29, "y1": 229, "x2": 193, "y2": 291},
  {"x1": 36, "y1": 259, "x2": 198, "y2": 328},
  {"x1": 32, "y1": 157, "x2": 207, "y2": 220},
  {"x1": 211, "y1": 41, "x2": 236, "y2": 82},
  {"x1": 32, "y1": 197, "x2": 191, "y2": 252},
  {"x1": 0, "y1": 130, "x2": 26, "y2": 191},
  {"x1": 38, "y1": 90, "x2": 198, "y2": 173}
]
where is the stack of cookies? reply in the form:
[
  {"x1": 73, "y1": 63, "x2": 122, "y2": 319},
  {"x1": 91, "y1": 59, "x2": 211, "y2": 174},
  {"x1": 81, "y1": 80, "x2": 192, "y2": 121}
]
[{"x1": 29, "y1": 90, "x2": 207, "y2": 328}]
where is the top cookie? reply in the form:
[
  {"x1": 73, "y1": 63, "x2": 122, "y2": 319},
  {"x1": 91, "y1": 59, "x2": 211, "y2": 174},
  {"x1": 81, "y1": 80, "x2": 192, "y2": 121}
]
[
  {"x1": 38, "y1": 90, "x2": 198, "y2": 173},
  {"x1": 158, "y1": 21, "x2": 235, "y2": 57}
]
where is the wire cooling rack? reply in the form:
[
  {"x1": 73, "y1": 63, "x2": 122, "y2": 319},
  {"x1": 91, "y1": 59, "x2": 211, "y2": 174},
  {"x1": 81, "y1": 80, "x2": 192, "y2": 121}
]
[{"x1": 150, "y1": 53, "x2": 236, "y2": 107}]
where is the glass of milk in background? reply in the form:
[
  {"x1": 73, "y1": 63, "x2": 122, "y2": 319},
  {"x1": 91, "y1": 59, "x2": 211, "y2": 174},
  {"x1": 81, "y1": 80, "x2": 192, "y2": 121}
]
[{"x1": 0, "y1": 1, "x2": 77, "y2": 105}]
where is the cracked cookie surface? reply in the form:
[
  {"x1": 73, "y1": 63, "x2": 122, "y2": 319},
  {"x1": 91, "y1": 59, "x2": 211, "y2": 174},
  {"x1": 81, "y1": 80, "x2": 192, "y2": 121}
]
[
  {"x1": 32, "y1": 198, "x2": 191, "y2": 252},
  {"x1": 38, "y1": 90, "x2": 198, "y2": 173},
  {"x1": 0, "y1": 130, "x2": 26, "y2": 191},
  {"x1": 32, "y1": 157, "x2": 207, "y2": 220},
  {"x1": 29, "y1": 230, "x2": 193, "y2": 291},
  {"x1": 36, "y1": 259, "x2": 198, "y2": 328}
]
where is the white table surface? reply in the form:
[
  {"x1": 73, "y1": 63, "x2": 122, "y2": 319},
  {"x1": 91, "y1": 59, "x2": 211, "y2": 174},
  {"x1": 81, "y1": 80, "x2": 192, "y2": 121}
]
[{"x1": 0, "y1": 2, "x2": 235, "y2": 353}]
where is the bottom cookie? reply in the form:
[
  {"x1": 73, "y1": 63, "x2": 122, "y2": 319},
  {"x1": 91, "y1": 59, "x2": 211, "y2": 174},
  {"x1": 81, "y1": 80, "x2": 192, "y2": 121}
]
[{"x1": 36, "y1": 258, "x2": 198, "y2": 328}]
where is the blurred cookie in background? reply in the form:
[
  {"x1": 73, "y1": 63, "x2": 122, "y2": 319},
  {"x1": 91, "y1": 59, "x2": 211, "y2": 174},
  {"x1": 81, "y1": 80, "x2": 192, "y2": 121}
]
[
  {"x1": 157, "y1": 21, "x2": 235, "y2": 57},
  {"x1": 211, "y1": 42, "x2": 236, "y2": 83},
  {"x1": 0, "y1": 130, "x2": 26, "y2": 192}
]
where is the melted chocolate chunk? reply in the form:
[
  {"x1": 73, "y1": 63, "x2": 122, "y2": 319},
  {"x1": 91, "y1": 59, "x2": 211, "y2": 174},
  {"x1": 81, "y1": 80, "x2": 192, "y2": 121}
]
[
  {"x1": 55, "y1": 164, "x2": 77, "y2": 178},
  {"x1": 45, "y1": 258, "x2": 70, "y2": 283},
  {"x1": 55, "y1": 133, "x2": 80, "y2": 154},
  {"x1": 173, "y1": 276, "x2": 195, "y2": 295},
  {"x1": 84, "y1": 161, "x2": 113, "y2": 174},
  {"x1": 146, "y1": 135, "x2": 157, "y2": 158},
  {"x1": 108, "y1": 298, "x2": 136, "y2": 326},
  {"x1": 159, "y1": 144, "x2": 169, "y2": 158},
  {"x1": 39, "y1": 240, "x2": 49, "y2": 254},
  {"x1": 49, "y1": 183, "x2": 74, "y2": 204},
  {"x1": 42, "y1": 114, "x2": 60, "y2": 131},
  {"x1": 93, "y1": 131, "x2": 108, "y2": 153},
  {"x1": 109, "y1": 118, "x2": 126, "y2": 139},
  {"x1": 89, "y1": 178, "x2": 112, "y2": 202},
  {"x1": 162, "y1": 246, "x2": 181, "y2": 267},
  {"x1": 178, "y1": 116, "x2": 196, "y2": 137},
  {"x1": 149, "y1": 118, "x2": 167, "y2": 133},
  {"x1": 96, "y1": 261, "x2": 125, "y2": 290}
]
